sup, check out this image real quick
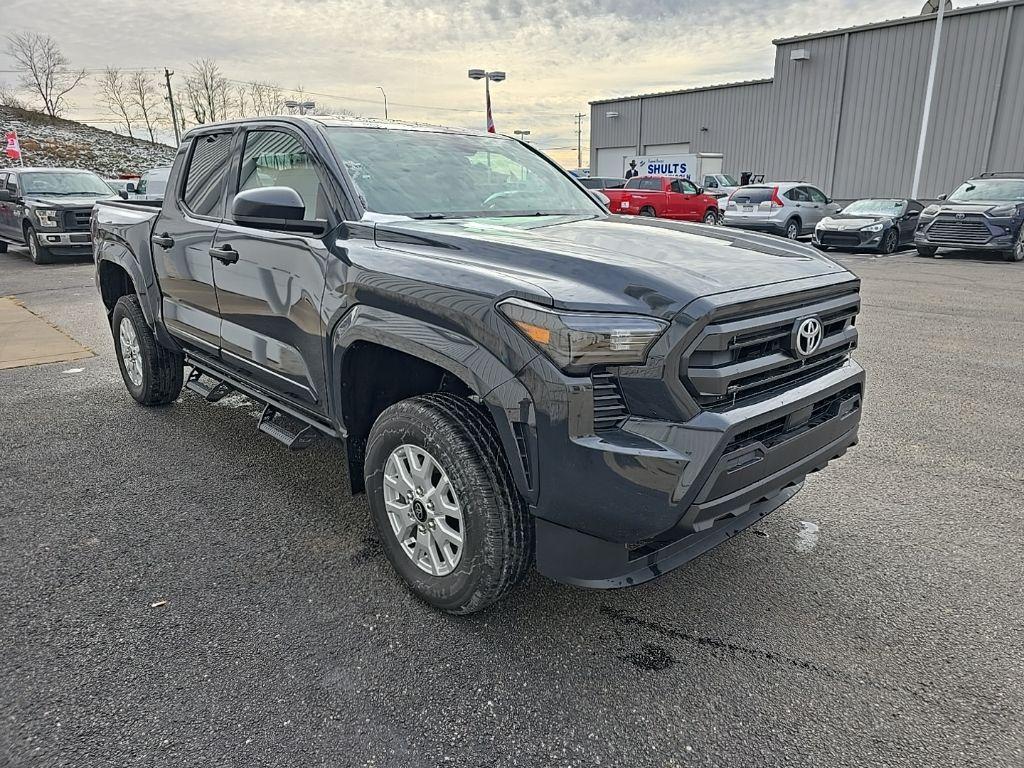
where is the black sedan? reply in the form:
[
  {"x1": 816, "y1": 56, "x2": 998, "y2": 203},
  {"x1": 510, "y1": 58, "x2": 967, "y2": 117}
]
[{"x1": 813, "y1": 198, "x2": 924, "y2": 254}]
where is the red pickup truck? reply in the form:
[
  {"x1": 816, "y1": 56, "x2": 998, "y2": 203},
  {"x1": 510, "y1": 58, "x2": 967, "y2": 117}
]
[{"x1": 603, "y1": 176, "x2": 721, "y2": 223}]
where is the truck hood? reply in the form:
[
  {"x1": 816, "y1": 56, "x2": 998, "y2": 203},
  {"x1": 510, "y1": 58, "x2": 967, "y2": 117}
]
[
  {"x1": 24, "y1": 194, "x2": 111, "y2": 208},
  {"x1": 374, "y1": 214, "x2": 850, "y2": 319},
  {"x1": 931, "y1": 201, "x2": 1021, "y2": 214}
]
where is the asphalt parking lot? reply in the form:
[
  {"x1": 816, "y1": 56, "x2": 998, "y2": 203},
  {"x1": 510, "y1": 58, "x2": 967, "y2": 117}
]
[{"x1": 1, "y1": 243, "x2": 1022, "y2": 768}]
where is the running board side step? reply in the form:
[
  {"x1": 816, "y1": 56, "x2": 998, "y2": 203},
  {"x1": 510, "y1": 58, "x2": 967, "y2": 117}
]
[
  {"x1": 185, "y1": 368, "x2": 234, "y2": 402},
  {"x1": 257, "y1": 403, "x2": 319, "y2": 450}
]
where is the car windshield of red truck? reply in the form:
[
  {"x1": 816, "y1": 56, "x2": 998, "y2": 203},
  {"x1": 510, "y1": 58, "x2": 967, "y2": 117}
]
[{"x1": 325, "y1": 127, "x2": 601, "y2": 219}]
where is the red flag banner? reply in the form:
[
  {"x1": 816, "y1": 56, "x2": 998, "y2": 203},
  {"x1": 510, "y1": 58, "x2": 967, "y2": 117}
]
[{"x1": 5, "y1": 130, "x2": 21, "y2": 161}]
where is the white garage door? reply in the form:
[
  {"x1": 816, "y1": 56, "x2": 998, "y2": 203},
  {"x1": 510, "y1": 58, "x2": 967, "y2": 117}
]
[{"x1": 595, "y1": 147, "x2": 634, "y2": 178}]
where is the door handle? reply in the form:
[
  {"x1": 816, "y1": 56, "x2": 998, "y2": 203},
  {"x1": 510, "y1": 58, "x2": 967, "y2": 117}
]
[
  {"x1": 209, "y1": 244, "x2": 239, "y2": 265},
  {"x1": 152, "y1": 232, "x2": 174, "y2": 249}
]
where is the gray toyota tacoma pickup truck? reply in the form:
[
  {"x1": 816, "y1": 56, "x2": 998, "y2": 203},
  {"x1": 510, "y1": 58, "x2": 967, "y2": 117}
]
[{"x1": 92, "y1": 117, "x2": 864, "y2": 614}]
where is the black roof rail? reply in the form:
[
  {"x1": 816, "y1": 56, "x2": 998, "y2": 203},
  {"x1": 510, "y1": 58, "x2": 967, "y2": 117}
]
[{"x1": 978, "y1": 171, "x2": 1024, "y2": 178}]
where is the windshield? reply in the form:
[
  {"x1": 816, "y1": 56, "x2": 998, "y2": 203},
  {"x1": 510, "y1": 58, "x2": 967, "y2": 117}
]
[
  {"x1": 325, "y1": 127, "x2": 600, "y2": 219},
  {"x1": 21, "y1": 171, "x2": 112, "y2": 196},
  {"x1": 948, "y1": 179, "x2": 1024, "y2": 203},
  {"x1": 841, "y1": 199, "x2": 906, "y2": 217},
  {"x1": 717, "y1": 174, "x2": 739, "y2": 186},
  {"x1": 138, "y1": 169, "x2": 170, "y2": 196}
]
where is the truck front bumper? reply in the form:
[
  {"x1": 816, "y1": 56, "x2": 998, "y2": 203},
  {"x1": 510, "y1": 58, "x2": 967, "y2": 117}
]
[
  {"x1": 528, "y1": 360, "x2": 864, "y2": 588},
  {"x1": 36, "y1": 230, "x2": 92, "y2": 256}
]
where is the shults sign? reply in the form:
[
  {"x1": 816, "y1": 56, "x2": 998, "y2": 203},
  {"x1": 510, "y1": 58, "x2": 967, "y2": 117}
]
[{"x1": 626, "y1": 154, "x2": 697, "y2": 178}]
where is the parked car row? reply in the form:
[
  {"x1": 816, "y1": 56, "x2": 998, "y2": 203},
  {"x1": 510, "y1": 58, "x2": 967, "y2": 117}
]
[{"x1": 590, "y1": 171, "x2": 1023, "y2": 262}]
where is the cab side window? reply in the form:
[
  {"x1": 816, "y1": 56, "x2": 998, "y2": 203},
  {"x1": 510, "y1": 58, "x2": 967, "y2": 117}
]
[
  {"x1": 238, "y1": 130, "x2": 327, "y2": 220},
  {"x1": 703, "y1": 176, "x2": 718, "y2": 189},
  {"x1": 7, "y1": 174, "x2": 19, "y2": 196},
  {"x1": 181, "y1": 132, "x2": 233, "y2": 218}
]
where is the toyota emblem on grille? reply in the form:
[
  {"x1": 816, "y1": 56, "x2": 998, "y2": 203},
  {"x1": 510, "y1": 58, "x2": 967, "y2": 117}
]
[{"x1": 793, "y1": 317, "x2": 824, "y2": 358}]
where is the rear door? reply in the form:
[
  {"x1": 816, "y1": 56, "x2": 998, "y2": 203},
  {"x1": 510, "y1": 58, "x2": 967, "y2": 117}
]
[
  {"x1": 151, "y1": 129, "x2": 234, "y2": 353},
  {"x1": 210, "y1": 125, "x2": 336, "y2": 413}
]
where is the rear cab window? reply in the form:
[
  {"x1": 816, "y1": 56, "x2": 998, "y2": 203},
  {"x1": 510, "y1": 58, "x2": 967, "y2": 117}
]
[{"x1": 181, "y1": 132, "x2": 233, "y2": 218}]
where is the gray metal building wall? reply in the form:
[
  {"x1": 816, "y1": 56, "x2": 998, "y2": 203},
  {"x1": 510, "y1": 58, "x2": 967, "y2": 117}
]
[{"x1": 590, "y1": 0, "x2": 1024, "y2": 199}]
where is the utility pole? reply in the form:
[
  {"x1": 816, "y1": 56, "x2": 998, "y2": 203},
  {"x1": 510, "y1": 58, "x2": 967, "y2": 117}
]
[
  {"x1": 911, "y1": 2, "x2": 946, "y2": 198},
  {"x1": 164, "y1": 69, "x2": 181, "y2": 145},
  {"x1": 575, "y1": 112, "x2": 585, "y2": 170}
]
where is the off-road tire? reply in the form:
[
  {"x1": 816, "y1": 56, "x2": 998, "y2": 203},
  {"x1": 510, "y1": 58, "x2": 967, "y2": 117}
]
[
  {"x1": 784, "y1": 218, "x2": 801, "y2": 240},
  {"x1": 880, "y1": 228, "x2": 899, "y2": 255},
  {"x1": 111, "y1": 295, "x2": 184, "y2": 406},
  {"x1": 25, "y1": 224, "x2": 54, "y2": 265},
  {"x1": 364, "y1": 393, "x2": 533, "y2": 614},
  {"x1": 915, "y1": 246, "x2": 938, "y2": 258}
]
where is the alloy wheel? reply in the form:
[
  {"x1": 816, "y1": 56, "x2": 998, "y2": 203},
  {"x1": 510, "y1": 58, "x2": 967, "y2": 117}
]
[
  {"x1": 383, "y1": 444, "x2": 465, "y2": 577},
  {"x1": 118, "y1": 316, "x2": 144, "y2": 387},
  {"x1": 787, "y1": 222, "x2": 799, "y2": 240}
]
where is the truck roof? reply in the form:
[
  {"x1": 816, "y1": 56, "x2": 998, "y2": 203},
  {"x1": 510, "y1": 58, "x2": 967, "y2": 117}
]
[{"x1": 182, "y1": 114, "x2": 504, "y2": 141}]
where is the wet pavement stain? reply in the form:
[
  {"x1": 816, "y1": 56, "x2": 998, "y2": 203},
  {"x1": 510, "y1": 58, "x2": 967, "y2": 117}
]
[{"x1": 620, "y1": 643, "x2": 678, "y2": 671}]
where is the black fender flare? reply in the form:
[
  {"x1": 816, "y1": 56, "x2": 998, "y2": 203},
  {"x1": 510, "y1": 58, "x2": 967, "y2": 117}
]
[
  {"x1": 95, "y1": 245, "x2": 164, "y2": 337},
  {"x1": 329, "y1": 305, "x2": 538, "y2": 502}
]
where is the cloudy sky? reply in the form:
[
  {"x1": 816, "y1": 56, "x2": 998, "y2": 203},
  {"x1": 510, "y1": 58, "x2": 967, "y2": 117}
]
[{"x1": 2, "y1": 0, "x2": 927, "y2": 166}]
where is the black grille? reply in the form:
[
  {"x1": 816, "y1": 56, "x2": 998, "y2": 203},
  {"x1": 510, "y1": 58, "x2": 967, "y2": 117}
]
[
  {"x1": 925, "y1": 215, "x2": 992, "y2": 244},
  {"x1": 62, "y1": 208, "x2": 92, "y2": 231},
  {"x1": 819, "y1": 232, "x2": 863, "y2": 247},
  {"x1": 591, "y1": 371, "x2": 628, "y2": 431},
  {"x1": 682, "y1": 288, "x2": 860, "y2": 409},
  {"x1": 724, "y1": 384, "x2": 862, "y2": 454}
]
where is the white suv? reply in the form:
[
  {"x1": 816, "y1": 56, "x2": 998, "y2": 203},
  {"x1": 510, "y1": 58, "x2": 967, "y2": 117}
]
[{"x1": 723, "y1": 182, "x2": 842, "y2": 240}]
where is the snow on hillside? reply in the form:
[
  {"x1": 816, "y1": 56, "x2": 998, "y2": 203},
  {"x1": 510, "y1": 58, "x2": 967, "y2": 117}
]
[{"x1": 0, "y1": 106, "x2": 175, "y2": 177}]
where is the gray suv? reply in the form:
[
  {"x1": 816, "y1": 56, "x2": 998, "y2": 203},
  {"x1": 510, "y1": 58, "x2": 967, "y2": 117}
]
[{"x1": 723, "y1": 182, "x2": 842, "y2": 240}]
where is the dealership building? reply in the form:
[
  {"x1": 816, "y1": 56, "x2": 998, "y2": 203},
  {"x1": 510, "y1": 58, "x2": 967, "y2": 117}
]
[{"x1": 589, "y1": 0, "x2": 1024, "y2": 199}]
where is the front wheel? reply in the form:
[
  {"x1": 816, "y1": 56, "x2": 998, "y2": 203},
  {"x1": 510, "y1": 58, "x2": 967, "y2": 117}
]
[
  {"x1": 916, "y1": 246, "x2": 938, "y2": 258},
  {"x1": 364, "y1": 393, "x2": 532, "y2": 614},
  {"x1": 702, "y1": 209, "x2": 719, "y2": 225},
  {"x1": 879, "y1": 228, "x2": 899, "y2": 255},
  {"x1": 112, "y1": 295, "x2": 184, "y2": 405},
  {"x1": 25, "y1": 225, "x2": 54, "y2": 265},
  {"x1": 1004, "y1": 229, "x2": 1024, "y2": 262}
]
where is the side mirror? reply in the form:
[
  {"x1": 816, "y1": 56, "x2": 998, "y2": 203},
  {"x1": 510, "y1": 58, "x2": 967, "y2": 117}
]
[
  {"x1": 118, "y1": 189, "x2": 129, "y2": 200},
  {"x1": 125, "y1": 182, "x2": 136, "y2": 193},
  {"x1": 937, "y1": 193, "x2": 947, "y2": 200},
  {"x1": 231, "y1": 186, "x2": 326, "y2": 234},
  {"x1": 695, "y1": 186, "x2": 704, "y2": 195}
]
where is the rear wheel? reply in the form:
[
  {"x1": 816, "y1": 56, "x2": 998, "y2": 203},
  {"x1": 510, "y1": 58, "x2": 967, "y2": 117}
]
[
  {"x1": 879, "y1": 228, "x2": 899, "y2": 254},
  {"x1": 364, "y1": 393, "x2": 532, "y2": 614},
  {"x1": 702, "y1": 209, "x2": 718, "y2": 225},
  {"x1": 784, "y1": 218, "x2": 801, "y2": 240},
  {"x1": 1004, "y1": 229, "x2": 1024, "y2": 262},
  {"x1": 112, "y1": 295, "x2": 184, "y2": 406},
  {"x1": 25, "y1": 224, "x2": 54, "y2": 265},
  {"x1": 915, "y1": 246, "x2": 938, "y2": 258},
  {"x1": 639, "y1": 206, "x2": 656, "y2": 217}
]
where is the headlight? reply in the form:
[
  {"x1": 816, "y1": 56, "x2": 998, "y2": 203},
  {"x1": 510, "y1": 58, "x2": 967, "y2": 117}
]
[
  {"x1": 498, "y1": 298, "x2": 668, "y2": 374},
  {"x1": 35, "y1": 209, "x2": 60, "y2": 228},
  {"x1": 815, "y1": 218, "x2": 832, "y2": 230},
  {"x1": 921, "y1": 205, "x2": 940, "y2": 216},
  {"x1": 988, "y1": 204, "x2": 1018, "y2": 217},
  {"x1": 861, "y1": 222, "x2": 885, "y2": 233}
]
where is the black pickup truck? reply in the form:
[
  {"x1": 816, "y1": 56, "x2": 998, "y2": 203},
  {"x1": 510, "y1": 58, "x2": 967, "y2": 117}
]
[
  {"x1": 0, "y1": 167, "x2": 114, "y2": 263},
  {"x1": 92, "y1": 117, "x2": 865, "y2": 614}
]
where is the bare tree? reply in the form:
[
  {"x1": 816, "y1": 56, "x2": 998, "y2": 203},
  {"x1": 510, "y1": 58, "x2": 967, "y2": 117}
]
[
  {"x1": 0, "y1": 84, "x2": 26, "y2": 109},
  {"x1": 98, "y1": 67, "x2": 136, "y2": 140},
  {"x1": 182, "y1": 58, "x2": 233, "y2": 125},
  {"x1": 248, "y1": 80, "x2": 285, "y2": 116},
  {"x1": 128, "y1": 71, "x2": 162, "y2": 142},
  {"x1": 5, "y1": 32, "x2": 87, "y2": 117}
]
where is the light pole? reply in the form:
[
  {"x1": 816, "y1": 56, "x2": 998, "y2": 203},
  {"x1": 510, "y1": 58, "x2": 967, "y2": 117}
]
[
  {"x1": 284, "y1": 100, "x2": 316, "y2": 115},
  {"x1": 377, "y1": 86, "x2": 389, "y2": 120},
  {"x1": 468, "y1": 69, "x2": 505, "y2": 133},
  {"x1": 513, "y1": 129, "x2": 531, "y2": 143}
]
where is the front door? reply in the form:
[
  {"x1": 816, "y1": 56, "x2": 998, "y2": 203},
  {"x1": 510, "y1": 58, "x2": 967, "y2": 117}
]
[
  {"x1": 210, "y1": 126, "x2": 334, "y2": 413},
  {"x1": 670, "y1": 178, "x2": 702, "y2": 221},
  {"x1": 151, "y1": 130, "x2": 234, "y2": 353}
]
